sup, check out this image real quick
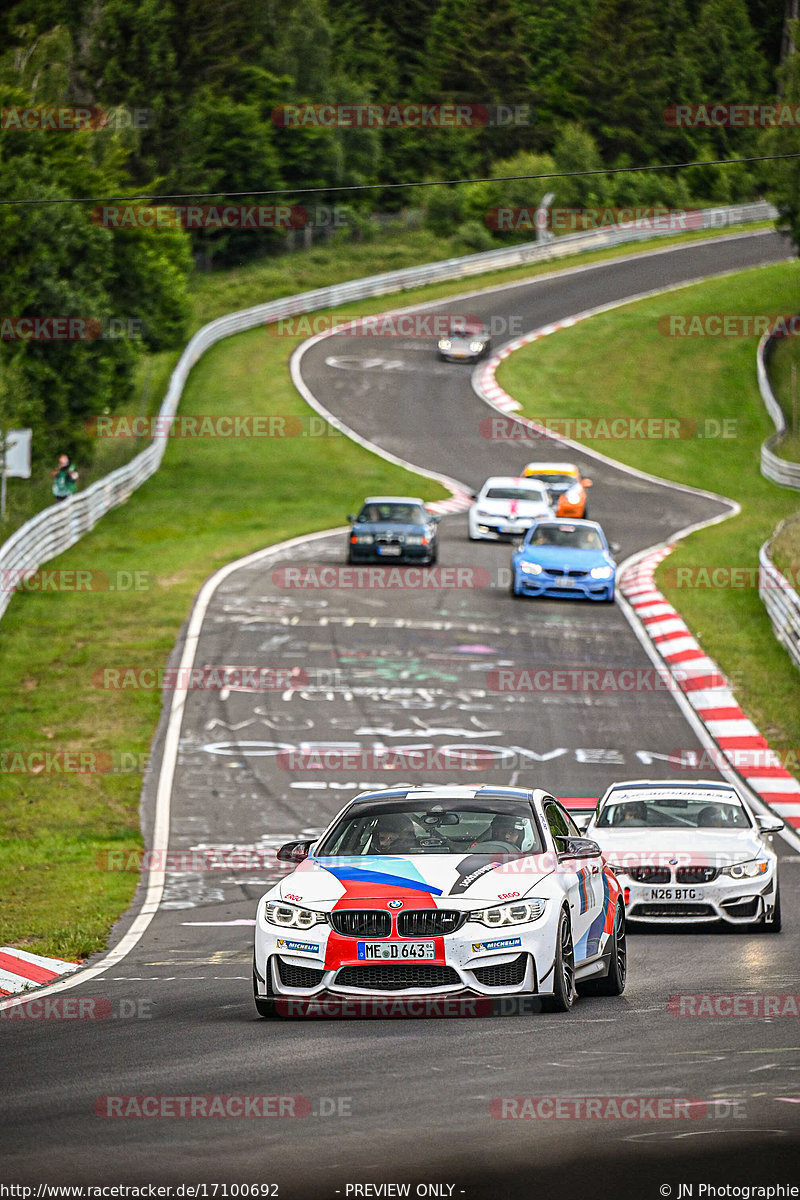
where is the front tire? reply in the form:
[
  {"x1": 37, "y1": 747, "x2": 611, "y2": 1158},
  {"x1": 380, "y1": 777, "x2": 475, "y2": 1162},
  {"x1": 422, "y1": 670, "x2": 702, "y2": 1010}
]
[
  {"x1": 756, "y1": 884, "x2": 782, "y2": 933},
  {"x1": 253, "y1": 958, "x2": 276, "y2": 1018},
  {"x1": 543, "y1": 909, "x2": 576, "y2": 1012},
  {"x1": 579, "y1": 903, "x2": 627, "y2": 995}
]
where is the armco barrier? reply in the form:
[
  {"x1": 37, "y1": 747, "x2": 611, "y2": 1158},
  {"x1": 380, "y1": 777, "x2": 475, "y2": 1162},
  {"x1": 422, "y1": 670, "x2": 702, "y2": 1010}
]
[
  {"x1": 759, "y1": 531, "x2": 800, "y2": 671},
  {"x1": 0, "y1": 201, "x2": 776, "y2": 623},
  {"x1": 758, "y1": 318, "x2": 800, "y2": 489}
]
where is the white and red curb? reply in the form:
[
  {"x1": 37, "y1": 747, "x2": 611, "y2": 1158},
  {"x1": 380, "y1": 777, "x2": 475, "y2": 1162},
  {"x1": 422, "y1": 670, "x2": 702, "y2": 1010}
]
[
  {"x1": 0, "y1": 947, "x2": 80, "y2": 995},
  {"x1": 426, "y1": 491, "x2": 474, "y2": 515},
  {"x1": 621, "y1": 549, "x2": 800, "y2": 831}
]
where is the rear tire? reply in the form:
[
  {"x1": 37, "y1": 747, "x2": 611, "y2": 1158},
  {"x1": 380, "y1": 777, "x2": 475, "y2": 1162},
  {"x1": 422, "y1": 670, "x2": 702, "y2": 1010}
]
[
  {"x1": 543, "y1": 909, "x2": 576, "y2": 1012},
  {"x1": 579, "y1": 903, "x2": 627, "y2": 995}
]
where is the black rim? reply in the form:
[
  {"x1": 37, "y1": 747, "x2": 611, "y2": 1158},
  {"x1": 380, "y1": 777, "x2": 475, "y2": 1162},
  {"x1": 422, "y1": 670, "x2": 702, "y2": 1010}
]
[
  {"x1": 560, "y1": 916, "x2": 575, "y2": 999},
  {"x1": 615, "y1": 905, "x2": 627, "y2": 985}
]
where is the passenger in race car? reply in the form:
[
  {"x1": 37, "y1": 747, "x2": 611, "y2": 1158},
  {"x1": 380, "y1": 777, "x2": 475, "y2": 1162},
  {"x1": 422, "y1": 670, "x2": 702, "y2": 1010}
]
[{"x1": 371, "y1": 813, "x2": 419, "y2": 854}]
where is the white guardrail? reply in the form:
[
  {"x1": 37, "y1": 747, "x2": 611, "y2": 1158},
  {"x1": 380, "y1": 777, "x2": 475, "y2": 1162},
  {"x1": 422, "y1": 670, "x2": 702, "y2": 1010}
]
[
  {"x1": 0, "y1": 200, "x2": 777, "y2": 622},
  {"x1": 759, "y1": 532, "x2": 800, "y2": 671},
  {"x1": 757, "y1": 319, "x2": 800, "y2": 488}
]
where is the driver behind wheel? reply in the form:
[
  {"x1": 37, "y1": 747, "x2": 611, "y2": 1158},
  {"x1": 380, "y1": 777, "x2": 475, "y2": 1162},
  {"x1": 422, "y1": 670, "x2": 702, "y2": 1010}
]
[{"x1": 470, "y1": 813, "x2": 526, "y2": 850}]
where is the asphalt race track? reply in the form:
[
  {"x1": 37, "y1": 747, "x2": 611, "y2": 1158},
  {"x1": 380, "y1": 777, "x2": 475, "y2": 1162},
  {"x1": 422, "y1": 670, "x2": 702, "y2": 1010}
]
[{"x1": 2, "y1": 232, "x2": 799, "y2": 1200}]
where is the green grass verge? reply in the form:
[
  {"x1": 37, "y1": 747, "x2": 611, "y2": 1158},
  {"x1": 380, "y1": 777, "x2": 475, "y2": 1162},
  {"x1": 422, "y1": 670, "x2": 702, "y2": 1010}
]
[
  {"x1": 771, "y1": 513, "x2": 800, "y2": 578},
  {"x1": 0, "y1": 220, "x2": 783, "y2": 961},
  {"x1": 497, "y1": 260, "x2": 800, "y2": 778}
]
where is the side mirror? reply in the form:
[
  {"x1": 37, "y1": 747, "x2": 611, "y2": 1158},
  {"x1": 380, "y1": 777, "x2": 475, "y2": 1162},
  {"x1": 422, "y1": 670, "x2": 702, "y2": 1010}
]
[
  {"x1": 582, "y1": 478, "x2": 593, "y2": 488},
  {"x1": 756, "y1": 814, "x2": 784, "y2": 834},
  {"x1": 470, "y1": 491, "x2": 479, "y2": 501},
  {"x1": 346, "y1": 514, "x2": 355, "y2": 523},
  {"x1": 430, "y1": 514, "x2": 442, "y2": 524},
  {"x1": 610, "y1": 542, "x2": 621, "y2": 554},
  {"x1": 277, "y1": 839, "x2": 313, "y2": 863},
  {"x1": 557, "y1": 836, "x2": 603, "y2": 859}
]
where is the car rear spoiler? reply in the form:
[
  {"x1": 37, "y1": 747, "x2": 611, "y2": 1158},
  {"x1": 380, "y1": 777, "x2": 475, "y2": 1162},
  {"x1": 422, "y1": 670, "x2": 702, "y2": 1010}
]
[{"x1": 560, "y1": 797, "x2": 598, "y2": 832}]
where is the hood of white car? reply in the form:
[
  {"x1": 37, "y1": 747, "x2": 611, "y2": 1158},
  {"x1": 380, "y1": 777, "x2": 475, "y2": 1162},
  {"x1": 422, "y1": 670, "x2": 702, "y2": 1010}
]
[
  {"x1": 278, "y1": 854, "x2": 555, "y2": 904},
  {"x1": 588, "y1": 825, "x2": 766, "y2": 868}
]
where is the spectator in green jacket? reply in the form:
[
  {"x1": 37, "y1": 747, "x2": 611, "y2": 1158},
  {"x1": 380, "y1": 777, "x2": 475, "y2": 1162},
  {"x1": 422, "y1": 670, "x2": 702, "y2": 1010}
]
[{"x1": 51, "y1": 453, "x2": 79, "y2": 501}]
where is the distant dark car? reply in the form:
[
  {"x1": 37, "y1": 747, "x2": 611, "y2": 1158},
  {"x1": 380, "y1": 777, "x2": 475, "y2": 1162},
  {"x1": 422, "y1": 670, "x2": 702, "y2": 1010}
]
[
  {"x1": 437, "y1": 318, "x2": 491, "y2": 362},
  {"x1": 347, "y1": 496, "x2": 440, "y2": 565}
]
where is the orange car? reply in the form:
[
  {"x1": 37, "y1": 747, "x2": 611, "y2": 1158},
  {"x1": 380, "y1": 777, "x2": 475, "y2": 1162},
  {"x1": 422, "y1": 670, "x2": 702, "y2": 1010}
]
[{"x1": 521, "y1": 461, "x2": 593, "y2": 518}]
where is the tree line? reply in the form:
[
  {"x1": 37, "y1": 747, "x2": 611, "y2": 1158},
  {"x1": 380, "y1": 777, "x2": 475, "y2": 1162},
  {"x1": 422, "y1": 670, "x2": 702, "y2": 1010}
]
[{"x1": 0, "y1": 0, "x2": 797, "y2": 467}]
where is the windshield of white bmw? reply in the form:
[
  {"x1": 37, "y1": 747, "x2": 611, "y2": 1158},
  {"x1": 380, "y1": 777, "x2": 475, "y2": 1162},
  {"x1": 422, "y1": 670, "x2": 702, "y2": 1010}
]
[
  {"x1": 315, "y1": 801, "x2": 545, "y2": 856},
  {"x1": 358, "y1": 503, "x2": 429, "y2": 524},
  {"x1": 484, "y1": 486, "x2": 547, "y2": 502},
  {"x1": 597, "y1": 794, "x2": 752, "y2": 829}
]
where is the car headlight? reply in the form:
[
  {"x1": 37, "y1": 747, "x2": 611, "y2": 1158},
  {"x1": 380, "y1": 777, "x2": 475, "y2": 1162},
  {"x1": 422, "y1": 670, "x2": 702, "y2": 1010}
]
[
  {"x1": 721, "y1": 859, "x2": 770, "y2": 879},
  {"x1": 520, "y1": 561, "x2": 543, "y2": 575},
  {"x1": 353, "y1": 534, "x2": 374, "y2": 544},
  {"x1": 469, "y1": 900, "x2": 547, "y2": 926},
  {"x1": 439, "y1": 339, "x2": 452, "y2": 350},
  {"x1": 405, "y1": 535, "x2": 425, "y2": 545},
  {"x1": 469, "y1": 340, "x2": 484, "y2": 352},
  {"x1": 564, "y1": 485, "x2": 583, "y2": 505},
  {"x1": 590, "y1": 566, "x2": 614, "y2": 579},
  {"x1": 264, "y1": 901, "x2": 329, "y2": 929}
]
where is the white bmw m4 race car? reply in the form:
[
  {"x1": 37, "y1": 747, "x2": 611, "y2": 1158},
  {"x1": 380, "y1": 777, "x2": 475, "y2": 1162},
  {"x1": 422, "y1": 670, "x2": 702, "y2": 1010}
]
[
  {"x1": 585, "y1": 780, "x2": 783, "y2": 930},
  {"x1": 253, "y1": 785, "x2": 627, "y2": 1017}
]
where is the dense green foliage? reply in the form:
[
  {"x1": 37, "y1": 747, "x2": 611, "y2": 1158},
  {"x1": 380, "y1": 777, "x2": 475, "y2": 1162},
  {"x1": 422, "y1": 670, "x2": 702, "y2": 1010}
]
[{"x1": 0, "y1": 0, "x2": 796, "y2": 465}]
